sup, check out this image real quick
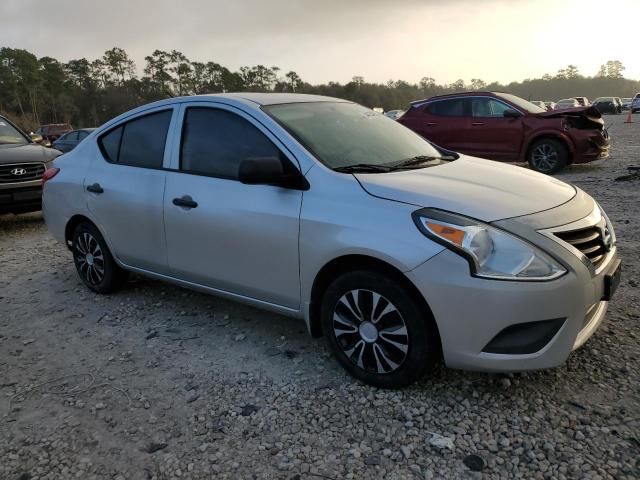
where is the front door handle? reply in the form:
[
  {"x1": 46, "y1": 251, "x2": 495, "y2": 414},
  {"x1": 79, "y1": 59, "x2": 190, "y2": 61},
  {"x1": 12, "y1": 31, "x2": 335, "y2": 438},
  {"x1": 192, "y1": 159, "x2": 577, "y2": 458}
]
[
  {"x1": 471, "y1": 122, "x2": 485, "y2": 126},
  {"x1": 86, "y1": 183, "x2": 104, "y2": 194},
  {"x1": 172, "y1": 196, "x2": 198, "y2": 209},
  {"x1": 426, "y1": 122, "x2": 438, "y2": 126}
]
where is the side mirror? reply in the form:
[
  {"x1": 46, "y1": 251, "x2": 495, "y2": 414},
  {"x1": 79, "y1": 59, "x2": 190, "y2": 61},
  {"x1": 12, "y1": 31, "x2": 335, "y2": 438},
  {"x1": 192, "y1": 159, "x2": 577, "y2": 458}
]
[
  {"x1": 30, "y1": 133, "x2": 44, "y2": 144},
  {"x1": 503, "y1": 109, "x2": 521, "y2": 118},
  {"x1": 239, "y1": 157, "x2": 285, "y2": 185}
]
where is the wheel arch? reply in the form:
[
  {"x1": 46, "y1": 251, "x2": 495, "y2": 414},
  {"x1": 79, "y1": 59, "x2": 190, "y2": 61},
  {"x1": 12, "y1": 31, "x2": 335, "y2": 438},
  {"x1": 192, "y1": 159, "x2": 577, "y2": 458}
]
[
  {"x1": 307, "y1": 254, "x2": 441, "y2": 354},
  {"x1": 525, "y1": 132, "x2": 574, "y2": 164}
]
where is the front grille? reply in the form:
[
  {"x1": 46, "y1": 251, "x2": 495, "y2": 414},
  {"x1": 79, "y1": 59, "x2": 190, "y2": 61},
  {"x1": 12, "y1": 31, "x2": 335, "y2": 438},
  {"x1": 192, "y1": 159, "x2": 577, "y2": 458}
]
[
  {"x1": 554, "y1": 226, "x2": 607, "y2": 268},
  {"x1": 0, "y1": 163, "x2": 46, "y2": 183}
]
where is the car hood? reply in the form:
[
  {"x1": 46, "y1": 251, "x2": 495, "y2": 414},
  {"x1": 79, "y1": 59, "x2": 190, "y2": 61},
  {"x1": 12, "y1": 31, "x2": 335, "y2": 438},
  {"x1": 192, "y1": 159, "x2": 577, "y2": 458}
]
[
  {"x1": 355, "y1": 156, "x2": 576, "y2": 222},
  {"x1": 536, "y1": 105, "x2": 601, "y2": 118},
  {"x1": 0, "y1": 143, "x2": 61, "y2": 165}
]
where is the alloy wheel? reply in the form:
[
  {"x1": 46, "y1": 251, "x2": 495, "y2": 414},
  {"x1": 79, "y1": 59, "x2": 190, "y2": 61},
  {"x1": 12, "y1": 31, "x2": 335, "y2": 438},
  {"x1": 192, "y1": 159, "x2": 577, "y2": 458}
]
[
  {"x1": 531, "y1": 143, "x2": 559, "y2": 172},
  {"x1": 74, "y1": 232, "x2": 105, "y2": 285},
  {"x1": 332, "y1": 289, "x2": 409, "y2": 374}
]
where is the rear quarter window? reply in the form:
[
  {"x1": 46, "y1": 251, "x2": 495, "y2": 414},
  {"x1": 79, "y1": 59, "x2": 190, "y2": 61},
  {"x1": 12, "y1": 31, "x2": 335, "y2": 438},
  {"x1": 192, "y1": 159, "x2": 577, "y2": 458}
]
[{"x1": 98, "y1": 110, "x2": 172, "y2": 169}]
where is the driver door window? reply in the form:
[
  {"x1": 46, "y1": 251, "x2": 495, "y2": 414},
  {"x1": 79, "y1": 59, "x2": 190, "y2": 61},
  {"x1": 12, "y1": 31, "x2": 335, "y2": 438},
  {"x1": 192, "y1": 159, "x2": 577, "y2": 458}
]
[
  {"x1": 180, "y1": 107, "x2": 282, "y2": 179},
  {"x1": 471, "y1": 98, "x2": 513, "y2": 118}
]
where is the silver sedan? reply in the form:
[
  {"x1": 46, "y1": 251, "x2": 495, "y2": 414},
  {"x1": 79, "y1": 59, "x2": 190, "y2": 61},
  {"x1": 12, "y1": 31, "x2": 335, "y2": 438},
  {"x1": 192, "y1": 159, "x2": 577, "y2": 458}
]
[{"x1": 42, "y1": 93, "x2": 621, "y2": 387}]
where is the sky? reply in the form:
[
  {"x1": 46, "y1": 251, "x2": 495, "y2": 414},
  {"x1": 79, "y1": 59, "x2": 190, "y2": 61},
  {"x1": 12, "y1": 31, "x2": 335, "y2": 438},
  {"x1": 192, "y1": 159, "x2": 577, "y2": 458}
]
[{"x1": 2, "y1": 0, "x2": 639, "y2": 85}]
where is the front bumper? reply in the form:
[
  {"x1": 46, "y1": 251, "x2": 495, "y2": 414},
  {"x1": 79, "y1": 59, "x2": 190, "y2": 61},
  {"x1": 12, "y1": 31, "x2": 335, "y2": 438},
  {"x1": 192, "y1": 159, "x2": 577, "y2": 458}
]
[
  {"x1": 0, "y1": 181, "x2": 42, "y2": 214},
  {"x1": 406, "y1": 202, "x2": 619, "y2": 372},
  {"x1": 571, "y1": 128, "x2": 610, "y2": 164}
]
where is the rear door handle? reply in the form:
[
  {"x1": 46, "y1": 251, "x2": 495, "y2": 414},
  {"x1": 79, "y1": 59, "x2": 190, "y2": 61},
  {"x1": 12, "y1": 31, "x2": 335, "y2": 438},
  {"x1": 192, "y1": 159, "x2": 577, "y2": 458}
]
[
  {"x1": 86, "y1": 183, "x2": 104, "y2": 194},
  {"x1": 471, "y1": 122, "x2": 485, "y2": 126},
  {"x1": 172, "y1": 195, "x2": 198, "y2": 209},
  {"x1": 426, "y1": 122, "x2": 438, "y2": 126}
]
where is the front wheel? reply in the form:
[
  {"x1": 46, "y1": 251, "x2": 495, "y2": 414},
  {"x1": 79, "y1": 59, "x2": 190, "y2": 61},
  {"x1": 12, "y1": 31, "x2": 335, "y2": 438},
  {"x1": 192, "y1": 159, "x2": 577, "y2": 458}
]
[
  {"x1": 72, "y1": 222, "x2": 127, "y2": 293},
  {"x1": 527, "y1": 138, "x2": 568, "y2": 174},
  {"x1": 321, "y1": 270, "x2": 439, "y2": 388}
]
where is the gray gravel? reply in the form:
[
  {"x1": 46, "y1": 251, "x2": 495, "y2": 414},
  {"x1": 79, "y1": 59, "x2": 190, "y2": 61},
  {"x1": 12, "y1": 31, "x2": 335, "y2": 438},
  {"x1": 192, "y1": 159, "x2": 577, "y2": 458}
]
[{"x1": 1, "y1": 118, "x2": 639, "y2": 479}]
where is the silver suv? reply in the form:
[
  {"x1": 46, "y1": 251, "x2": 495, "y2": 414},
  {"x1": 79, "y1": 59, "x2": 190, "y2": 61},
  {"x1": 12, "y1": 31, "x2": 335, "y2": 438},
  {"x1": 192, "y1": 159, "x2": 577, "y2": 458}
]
[{"x1": 43, "y1": 93, "x2": 621, "y2": 387}]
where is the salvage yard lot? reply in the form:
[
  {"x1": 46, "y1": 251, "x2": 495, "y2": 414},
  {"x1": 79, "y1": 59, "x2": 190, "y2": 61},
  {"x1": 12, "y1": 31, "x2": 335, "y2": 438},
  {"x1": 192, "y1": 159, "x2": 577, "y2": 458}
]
[{"x1": 1, "y1": 120, "x2": 639, "y2": 480}]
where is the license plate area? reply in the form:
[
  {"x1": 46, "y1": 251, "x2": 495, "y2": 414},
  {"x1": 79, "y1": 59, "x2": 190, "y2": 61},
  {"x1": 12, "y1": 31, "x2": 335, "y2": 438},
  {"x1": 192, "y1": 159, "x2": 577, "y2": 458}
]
[{"x1": 602, "y1": 259, "x2": 622, "y2": 301}]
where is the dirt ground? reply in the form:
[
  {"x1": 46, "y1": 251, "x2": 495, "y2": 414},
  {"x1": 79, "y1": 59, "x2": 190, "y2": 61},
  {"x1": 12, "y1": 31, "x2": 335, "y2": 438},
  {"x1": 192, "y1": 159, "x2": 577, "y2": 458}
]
[{"x1": 1, "y1": 117, "x2": 639, "y2": 480}]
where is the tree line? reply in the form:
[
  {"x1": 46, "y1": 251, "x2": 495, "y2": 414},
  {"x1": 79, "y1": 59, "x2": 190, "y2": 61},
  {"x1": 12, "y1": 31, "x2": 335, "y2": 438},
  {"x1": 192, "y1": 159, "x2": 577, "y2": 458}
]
[{"x1": 1, "y1": 46, "x2": 638, "y2": 132}]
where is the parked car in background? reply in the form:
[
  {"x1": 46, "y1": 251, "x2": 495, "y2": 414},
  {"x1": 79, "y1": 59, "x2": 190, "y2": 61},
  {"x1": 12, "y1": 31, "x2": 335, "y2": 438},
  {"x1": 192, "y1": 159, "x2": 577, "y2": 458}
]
[
  {"x1": 632, "y1": 93, "x2": 640, "y2": 113},
  {"x1": 621, "y1": 98, "x2": 632, "y2": 111},
  {"x1": 555, "y1": 98, "x2": 580, "y2": 110},
  {"x1": 592, "y1": 97, "x2": 621, "y2": 114},
  {"x1": 573, "y1": 97, "x2": 590, "y2": 106},
  {"x1": 613, "y1": 97, "x2": 623, "y2": 113},
  {"x1": 544, "y1": 101, "x2": 556, "y2": 111},
  {"x1": 384, "y1": 109, "x2": 405, "y2": 120},
  {"x1": 398, "y1": 91, "x2": 610, "y2": 174},
  {"x1": 0, "y1": 115, "x2": 62, "y2": 214},
  {"x1": 529, "y1": 101, "x2": 546, "y2": 109},
  {"x1": 42, "y1": 93, "x2": 621, "y2": 388},
  {"x1": 35, "y1": 123, "x2": 73, "y2": 146},
  {"x1": 52, "y1": 128, "x2": 96, "y2": 153}
]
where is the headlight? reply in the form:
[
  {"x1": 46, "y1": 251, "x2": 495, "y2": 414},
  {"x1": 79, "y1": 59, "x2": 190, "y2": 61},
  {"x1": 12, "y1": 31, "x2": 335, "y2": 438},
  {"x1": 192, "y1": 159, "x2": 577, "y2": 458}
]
[{"x1": 413, "y1": 208, "x2": 566, "y2": 281}]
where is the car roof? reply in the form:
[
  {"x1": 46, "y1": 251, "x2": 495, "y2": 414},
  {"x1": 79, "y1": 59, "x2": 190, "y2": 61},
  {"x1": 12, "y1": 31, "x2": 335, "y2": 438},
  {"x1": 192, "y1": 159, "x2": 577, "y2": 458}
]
[
  {"x1": 410, "y1": 91, "x2": 504, "y2": 106},
  {"x1": 203, "y1": 92, "x2": 348, "y2": 106}
]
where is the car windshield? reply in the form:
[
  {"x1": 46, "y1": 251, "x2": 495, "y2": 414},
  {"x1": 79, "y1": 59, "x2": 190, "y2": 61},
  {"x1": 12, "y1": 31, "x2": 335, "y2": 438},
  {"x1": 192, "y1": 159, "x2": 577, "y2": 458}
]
[
  {"x1": 0, "y1": 118, "x2": 28, "y2": 145},
  {"x1": 264, "y1": 102, "x2": 445, "y2": 169},
  {"x1": 494, "y1": 92, "x2": 546, "y2": 113}
]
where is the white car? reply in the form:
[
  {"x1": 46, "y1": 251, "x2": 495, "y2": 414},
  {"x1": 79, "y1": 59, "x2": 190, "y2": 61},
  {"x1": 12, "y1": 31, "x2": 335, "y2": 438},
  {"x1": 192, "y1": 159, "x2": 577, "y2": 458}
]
[
  {"x1": 631, "y1": 93, "x2": 640, "y2": 113},
  {"x1": 384, "y1": 109, "x2": 405, "y2": 120},
  {"x1": 42, "y1": 93, "x2": 621, "y2": 387},
  {"x1": 555, "y1": 98, "x2": 580, "y2": 110}
]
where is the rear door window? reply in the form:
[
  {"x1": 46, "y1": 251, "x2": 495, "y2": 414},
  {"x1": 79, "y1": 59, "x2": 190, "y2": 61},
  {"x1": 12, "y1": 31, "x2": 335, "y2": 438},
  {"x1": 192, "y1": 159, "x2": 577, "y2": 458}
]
[
  {"x1": 98, "y1": 110, "x2": 172, "y2": 169},
  {"x1": 427, "y1": 99, "x2": 466, "y2": 117}
]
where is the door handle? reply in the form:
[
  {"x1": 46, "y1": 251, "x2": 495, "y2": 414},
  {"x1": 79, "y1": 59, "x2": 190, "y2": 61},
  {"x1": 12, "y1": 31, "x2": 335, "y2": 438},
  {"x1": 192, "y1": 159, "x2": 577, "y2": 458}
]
[
  {"x1": 471, "y1": 122, "x2": 485, "y2": 126},
  {"x1": 426, "y1": 122, "x2": 438, "y2": 126},
  {"x1": 172, "y1": 196, "x2": 198, "y2": 209},
  {"x1": 86, "y1": 183, "x2": 104, "y2": 194}
]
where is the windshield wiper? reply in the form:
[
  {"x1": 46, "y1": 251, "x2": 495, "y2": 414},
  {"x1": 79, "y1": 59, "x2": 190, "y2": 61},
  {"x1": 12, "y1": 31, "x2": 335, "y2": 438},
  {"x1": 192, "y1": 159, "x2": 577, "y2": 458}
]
[
  {"x1": 333, "y1": 163, "x2": 393, "y2": 173},
  {"x1": 389, "y1": 155, "x2": 442, "y2": 168}
]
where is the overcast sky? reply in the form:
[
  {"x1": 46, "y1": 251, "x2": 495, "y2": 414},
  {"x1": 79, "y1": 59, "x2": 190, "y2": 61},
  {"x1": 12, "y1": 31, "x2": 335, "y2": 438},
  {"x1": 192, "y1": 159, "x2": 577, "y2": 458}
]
[{"x1": 3, "y1": 0, "x2": 638, "y2": 84}]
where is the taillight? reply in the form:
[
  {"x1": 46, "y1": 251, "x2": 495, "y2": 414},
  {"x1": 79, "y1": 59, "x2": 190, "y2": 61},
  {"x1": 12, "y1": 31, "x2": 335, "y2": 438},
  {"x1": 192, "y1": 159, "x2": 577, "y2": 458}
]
[{"x1": 41, "y1": 167, "x2": 60, "y2": 186}]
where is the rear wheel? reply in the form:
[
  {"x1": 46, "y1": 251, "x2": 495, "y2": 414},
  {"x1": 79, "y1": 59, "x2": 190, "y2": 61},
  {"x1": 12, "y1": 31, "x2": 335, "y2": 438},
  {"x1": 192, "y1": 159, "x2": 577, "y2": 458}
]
[
  {"x1": 527, "y1": 138, "x2": 568, "y2": 174},
  {"x1": 72, "y1": 222, "x2": 127, "y2": 293},
  {"x1": 321, "y1": 270, "x2": 439, "y2": 388}
]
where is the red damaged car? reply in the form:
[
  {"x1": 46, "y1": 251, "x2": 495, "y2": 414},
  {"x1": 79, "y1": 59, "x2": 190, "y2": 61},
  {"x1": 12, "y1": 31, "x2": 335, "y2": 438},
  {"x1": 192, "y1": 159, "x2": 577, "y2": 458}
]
[{"x1": 398, "y1": 92, "x2": 610, "y2": 174}]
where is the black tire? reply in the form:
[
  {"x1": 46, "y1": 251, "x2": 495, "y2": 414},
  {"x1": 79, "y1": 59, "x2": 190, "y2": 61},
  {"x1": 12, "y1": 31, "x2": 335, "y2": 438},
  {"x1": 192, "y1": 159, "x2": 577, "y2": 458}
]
[
  {"x1": 72, "y1": 222, "x2": 127, "y2": 293},
  {"x1": 527, "y1": 138, "x2": 568, "y2": 174},
  {"x1": 320, "y1": 270, "x2": 439, "y2": 388}
]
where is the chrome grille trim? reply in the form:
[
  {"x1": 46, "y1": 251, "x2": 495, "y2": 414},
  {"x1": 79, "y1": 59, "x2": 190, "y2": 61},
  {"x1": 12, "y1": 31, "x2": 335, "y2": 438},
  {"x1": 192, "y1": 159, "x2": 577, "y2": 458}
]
[
  {"x1": 0, "y1": 162, "x2": 46, "y2": 183},
  {"x1": 539, "y1": 204, "x2": 615, "y2": 274}
]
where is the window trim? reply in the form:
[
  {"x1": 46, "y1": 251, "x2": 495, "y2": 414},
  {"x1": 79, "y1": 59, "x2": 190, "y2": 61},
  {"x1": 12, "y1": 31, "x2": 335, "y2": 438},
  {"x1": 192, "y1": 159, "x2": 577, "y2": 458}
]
[
  {"x1": 176, "y1": 105, "x2": 300, "y2": 183},
  {"x1": 97, "y1": 108, "x2": 175, "y2": 170}
]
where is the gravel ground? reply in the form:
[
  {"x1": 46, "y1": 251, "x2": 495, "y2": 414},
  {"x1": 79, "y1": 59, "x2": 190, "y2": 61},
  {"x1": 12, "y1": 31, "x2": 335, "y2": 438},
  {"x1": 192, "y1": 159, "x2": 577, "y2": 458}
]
[{"x1": 1, "y1": 118, "x2": 639, "y2": 480}]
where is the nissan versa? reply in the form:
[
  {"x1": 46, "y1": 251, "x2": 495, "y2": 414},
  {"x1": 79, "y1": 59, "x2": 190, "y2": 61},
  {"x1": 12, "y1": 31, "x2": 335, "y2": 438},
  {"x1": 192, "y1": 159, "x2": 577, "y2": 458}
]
[{"x1": 42, "y1": 93, "x2": 621, "y2": 388}]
